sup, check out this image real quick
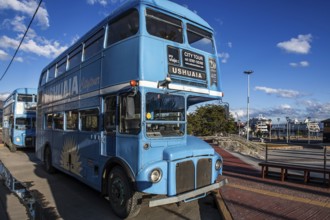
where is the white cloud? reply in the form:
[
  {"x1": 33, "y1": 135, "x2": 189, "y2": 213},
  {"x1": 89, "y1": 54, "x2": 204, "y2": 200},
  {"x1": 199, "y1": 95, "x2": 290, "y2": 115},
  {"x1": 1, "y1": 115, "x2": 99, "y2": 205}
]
[
  {"x1": 0, "y1": 49, "x2": 9, "y2": 60},
  {"x1": 0, "y1": 35, "x2": 67, "y2": 58},
  {"x1": 255, "y1": 86, "x2": 301, "y2": 98},
  {"x1": 87, "y1": 0, "x2": 108, "y2": 6},
  {"x1": 217, "y1": 52, "x2": 230, "y2": 63},
  {"x1": 0, "y1": 0, "x2": 49, "y2": 28},
  {"x1": 289, "y1": 61, "x2": 309, "y2": 67},
  {"x1": 277, "y1": 34, "x2": 312, "y2": 54},
  {"x1": 0, "y1": 92, "x2": 10, "y2": 101},
  {"x1": 227, "y1": 42, "x2": 233, "y2": 48}
]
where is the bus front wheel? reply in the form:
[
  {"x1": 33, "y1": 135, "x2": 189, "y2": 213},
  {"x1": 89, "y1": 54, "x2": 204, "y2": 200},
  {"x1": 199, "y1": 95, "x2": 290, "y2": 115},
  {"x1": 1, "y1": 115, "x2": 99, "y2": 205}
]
[
  {"x1": 44, "y1": 147, "x2": 55, "y2": 173},
  {"x1": 108, "y1": 166, "x2": 141, "y2": 218}
]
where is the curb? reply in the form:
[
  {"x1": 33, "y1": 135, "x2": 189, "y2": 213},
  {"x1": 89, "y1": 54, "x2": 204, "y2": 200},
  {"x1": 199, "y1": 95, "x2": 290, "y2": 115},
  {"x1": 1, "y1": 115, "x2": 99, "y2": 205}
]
[{"x1": 212, "y1": 189, "x2": 232, "y2": 220}]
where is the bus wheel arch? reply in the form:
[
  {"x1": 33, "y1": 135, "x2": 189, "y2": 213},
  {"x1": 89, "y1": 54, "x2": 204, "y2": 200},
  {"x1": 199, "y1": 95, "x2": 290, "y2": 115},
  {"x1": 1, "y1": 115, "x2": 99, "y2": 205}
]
[
  {"x1": 44, "y1": 144, "x2": 55, "y2": 173},
  {"x1": 101, "y1": 158, "x2": 136, "y2": 194}
]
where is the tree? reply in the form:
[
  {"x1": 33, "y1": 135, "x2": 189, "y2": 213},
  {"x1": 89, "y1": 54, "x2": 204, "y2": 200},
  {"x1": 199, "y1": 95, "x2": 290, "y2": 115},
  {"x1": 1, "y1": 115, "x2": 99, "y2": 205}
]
[{"x1": 187, "y1": 104, "x2": 236, "y2": 136}]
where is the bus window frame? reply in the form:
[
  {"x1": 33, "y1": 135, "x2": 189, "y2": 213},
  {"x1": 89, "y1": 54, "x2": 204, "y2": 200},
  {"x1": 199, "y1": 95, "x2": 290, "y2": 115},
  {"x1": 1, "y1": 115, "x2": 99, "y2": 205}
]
[
  {"x1": 68, "y1": 45, "x2": 82, "y2": 70},
  {"x1": 119, "y1": 92, "x2": 141, "y2": 135},
  {"x1": 80, "y1": 108, "x2": 100, "y2": 132},
  {"x1": 145, "y1": 8, "x2": 183, "y2": 44},
  {"x1": 106, "y1": 9, "x2": 140, "y2": 47},
  {"x1": 186, "y1": 23, "x2": 214, "y2": 54},
  {"x1": 83, "y1": 28, "x2": 105, "y2": 61}
]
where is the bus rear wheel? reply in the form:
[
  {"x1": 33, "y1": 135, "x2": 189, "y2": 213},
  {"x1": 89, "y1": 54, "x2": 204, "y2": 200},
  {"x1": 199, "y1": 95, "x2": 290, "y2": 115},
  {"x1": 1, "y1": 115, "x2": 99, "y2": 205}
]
[
  {"x1": 108, "y1": 166, "x2": 141, "y2": 219},
  {"x1": 44, "y1": 147, "x2": 55, "y2": 173}
]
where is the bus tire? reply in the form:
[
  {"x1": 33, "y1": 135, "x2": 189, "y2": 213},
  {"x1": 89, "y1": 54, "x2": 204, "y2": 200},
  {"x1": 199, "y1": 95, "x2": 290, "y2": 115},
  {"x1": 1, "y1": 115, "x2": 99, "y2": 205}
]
[
  {"x1": 108, "y1": 166, "x2": 141, "y2": 219},
  {"x1": 44, "y1": 147, "x2": 55, "y2": 173}
]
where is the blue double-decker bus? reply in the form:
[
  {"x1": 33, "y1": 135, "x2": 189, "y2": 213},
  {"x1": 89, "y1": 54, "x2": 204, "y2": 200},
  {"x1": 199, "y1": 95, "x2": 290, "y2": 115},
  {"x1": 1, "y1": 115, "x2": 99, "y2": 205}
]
[
  {"x1": 2, "y1": 88, "x2": 37, "y2": 152},
  {"x1": 36, "y1": 0, "x2": 226, "y2": 218}
]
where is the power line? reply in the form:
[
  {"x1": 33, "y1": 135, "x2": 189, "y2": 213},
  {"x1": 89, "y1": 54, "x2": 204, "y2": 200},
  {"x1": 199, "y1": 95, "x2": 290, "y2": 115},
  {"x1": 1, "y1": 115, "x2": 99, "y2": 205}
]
[{"x1": 0, "y1": 0, "x2": 43, "y2": 81}]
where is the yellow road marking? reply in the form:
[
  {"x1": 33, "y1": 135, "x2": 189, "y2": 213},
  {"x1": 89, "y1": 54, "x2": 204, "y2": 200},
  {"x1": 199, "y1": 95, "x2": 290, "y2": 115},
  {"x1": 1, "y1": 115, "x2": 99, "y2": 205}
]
[{"x1": 228, "y1": 183, "x2": 330, "y2": 209}]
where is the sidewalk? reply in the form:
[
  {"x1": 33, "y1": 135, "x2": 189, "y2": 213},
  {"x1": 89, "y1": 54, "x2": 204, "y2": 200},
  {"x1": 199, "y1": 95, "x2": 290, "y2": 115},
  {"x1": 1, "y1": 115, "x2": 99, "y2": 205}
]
[{"x1": 215, "y1": 146, "x2": 330, "y2": 219}]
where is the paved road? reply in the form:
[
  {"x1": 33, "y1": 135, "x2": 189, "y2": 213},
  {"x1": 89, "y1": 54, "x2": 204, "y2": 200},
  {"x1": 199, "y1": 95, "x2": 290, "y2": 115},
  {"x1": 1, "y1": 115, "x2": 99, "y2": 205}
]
[{"x1": 0, "y1": 143, "x2": 221, "y2": 220}]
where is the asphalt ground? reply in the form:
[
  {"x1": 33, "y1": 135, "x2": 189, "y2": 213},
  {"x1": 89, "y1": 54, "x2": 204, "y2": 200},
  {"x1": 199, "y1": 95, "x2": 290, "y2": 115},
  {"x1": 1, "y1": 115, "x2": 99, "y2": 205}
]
[{"x1": 215, "y1": 146, "x2": 330, "y2": 220}]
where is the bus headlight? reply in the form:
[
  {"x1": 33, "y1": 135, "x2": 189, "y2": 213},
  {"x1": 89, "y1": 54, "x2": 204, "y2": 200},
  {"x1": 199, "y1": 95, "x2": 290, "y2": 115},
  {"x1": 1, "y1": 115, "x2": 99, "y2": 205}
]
[
  {"x1": 15, "y1": 137, "x2": 21, "y2": 143},
  {"x1": 150, "y1": 168, "x2": 162, "y2": 183},
  {"x1": 215, "y1": 159, "x2": 222, "y2": 170}
]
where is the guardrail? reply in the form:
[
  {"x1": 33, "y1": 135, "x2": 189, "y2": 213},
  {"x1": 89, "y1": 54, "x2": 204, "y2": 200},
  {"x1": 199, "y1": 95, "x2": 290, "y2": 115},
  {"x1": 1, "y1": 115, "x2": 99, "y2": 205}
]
[{"x1": 260, "y1": 145, "x2": 330, "y2": 185}]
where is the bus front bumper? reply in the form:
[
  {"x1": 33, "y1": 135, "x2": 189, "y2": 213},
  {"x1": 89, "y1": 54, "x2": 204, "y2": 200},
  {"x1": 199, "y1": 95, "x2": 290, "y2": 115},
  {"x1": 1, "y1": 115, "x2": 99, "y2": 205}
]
[{"x1": 149, "y1": 178, "x2": 228, "y2": 207}]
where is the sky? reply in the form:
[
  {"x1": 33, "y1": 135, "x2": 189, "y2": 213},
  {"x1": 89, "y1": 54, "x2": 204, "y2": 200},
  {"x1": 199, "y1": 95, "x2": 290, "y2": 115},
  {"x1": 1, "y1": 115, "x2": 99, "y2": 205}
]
[{"x1": 0, "y1": 0, "x2": 329, "y2": 124}]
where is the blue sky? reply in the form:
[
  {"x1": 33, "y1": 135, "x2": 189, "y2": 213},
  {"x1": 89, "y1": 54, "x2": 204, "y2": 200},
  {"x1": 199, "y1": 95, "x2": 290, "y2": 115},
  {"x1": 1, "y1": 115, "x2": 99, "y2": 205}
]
[{"x1": 0, "y1": 0, "x2": 329, "y2": 123}]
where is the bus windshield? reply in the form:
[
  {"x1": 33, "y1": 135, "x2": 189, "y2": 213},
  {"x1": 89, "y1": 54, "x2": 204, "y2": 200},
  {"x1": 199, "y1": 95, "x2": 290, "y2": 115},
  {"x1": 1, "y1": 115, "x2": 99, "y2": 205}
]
[
  {"x1": 16, "y1": 117, "x2": 31, "y2": 130},
  {"x1": 145, "y1": 93, "x2": 185, "y2": 138}
]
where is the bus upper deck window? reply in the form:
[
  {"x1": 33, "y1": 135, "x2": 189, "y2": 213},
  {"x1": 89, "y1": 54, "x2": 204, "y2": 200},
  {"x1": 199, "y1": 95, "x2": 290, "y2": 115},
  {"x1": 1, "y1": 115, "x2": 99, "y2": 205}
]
[
  {"x1": 107, "y1": 9, "x2": 139, "y2": 46},
  {"x1": 84, "y1": 29, "x2": 104, "y2": 60},
  {"x1": 69, "y1": 46, "x2": 82, "y2": 69},
  {"x1": 146, "y1": 9, "x2": 183, "y2": 43},
  {"x1": 40, "y1": 71, "x2": 47, "y2": 86},
  {"x1": 48, "y1": 65, "x2": 56, "y2": 82},
  {"x1": 57, "y1": 57, "x2": 67, "y2": 76},
  {"x1": 187, "y1": 24, "x2": 214, "y2": 54}
]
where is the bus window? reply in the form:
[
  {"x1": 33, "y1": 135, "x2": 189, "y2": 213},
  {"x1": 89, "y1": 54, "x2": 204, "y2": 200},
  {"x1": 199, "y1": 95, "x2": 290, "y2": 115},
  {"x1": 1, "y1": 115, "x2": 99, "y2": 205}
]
[
  {"x1": 81, "y1": 109, "x2": 99, "y2": 131},
  {"x1": 107, "y1": 9, "x2": 139, "y2": 46},
  {"x1": 46, "y1": 114, "x2": 53, "y2": 129},
  {"x1": 145, "y1": 93, "x2": 185, "y2": 137},
  {"x1": 187, "y1": 24, "x2": 214, "y2": 54},
  {"x1": 53, "y1": 113, "x2": 64, "y2": 130},
  {"x1": 119, "y1": 93, "x2": 141, "y2": 134},
  {"x1": 66, "y1": 110, "x2": 78, "y2": 130},
  {"x1": 104, "y1": 96, "x2": 116, "y2": 132},
  {"x1": 84, "y1": 29, "x2": 104, "y2": 60},
  {"x1": 57, "y1": 57, "x2": 67, "y2": 76},
  {"x1": 16, "y1": 118, "x2": 30, "y2": 130},
  {"x1": 17, "y1": 94, "x2": 33, "y2": 102},
  {"x1": 146, "y1": 8, "x2": 183, "y2": 43},
  {"x1": 69, "y1": 46, "x2": 82, "y2": 69},
  {"x1": 40, "y1": 71, "x2": 47, "y2": 86},
  {"x1": 48, "y1": 65, "x2": 56, "y2": 82}
]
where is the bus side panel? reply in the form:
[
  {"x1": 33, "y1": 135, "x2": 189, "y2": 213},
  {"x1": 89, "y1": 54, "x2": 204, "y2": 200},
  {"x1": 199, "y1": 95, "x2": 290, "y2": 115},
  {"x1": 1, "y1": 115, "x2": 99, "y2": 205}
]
[
  {"x1": 140, "y1": 37, "x2": 166, "y2": 81},
  {"x1": 101, "y1": 38, "x2": 139, "y2": 87},
  {"x1": 78, "y1": 131, "x2": 101, "y2": 189},
  {"x1": 52, "y1": 130, "x2": 65, "y2": 168},
  {"x1": 116, "y1": 135, "x2": 139, "y2": 177}
]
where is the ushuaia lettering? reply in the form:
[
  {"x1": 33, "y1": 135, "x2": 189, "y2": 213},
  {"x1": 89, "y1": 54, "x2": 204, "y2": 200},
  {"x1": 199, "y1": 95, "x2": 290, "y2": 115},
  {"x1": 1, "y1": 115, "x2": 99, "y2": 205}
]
[
  {"x1": 44, "y1": 75, "x2": 79, "y2": 104},
  {"x1": 169, "y1": 65, "x2": 206, "y2": 80}
]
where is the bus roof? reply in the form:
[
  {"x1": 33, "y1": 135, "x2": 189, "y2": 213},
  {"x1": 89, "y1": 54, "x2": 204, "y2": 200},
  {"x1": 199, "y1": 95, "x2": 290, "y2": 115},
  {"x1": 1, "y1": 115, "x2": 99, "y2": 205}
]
[{"x1": 42, "y1": 0, "x2": 213, "y2": 73}]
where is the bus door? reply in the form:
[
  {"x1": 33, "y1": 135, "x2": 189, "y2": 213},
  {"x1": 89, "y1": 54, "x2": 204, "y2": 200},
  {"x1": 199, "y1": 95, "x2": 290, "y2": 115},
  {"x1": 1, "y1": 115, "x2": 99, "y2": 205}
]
[
  {"x1": 103, "y1": 96, "x2": 117, "y2": 156},
  {"x1": 77, "y1": 108, "x2": 101, "y2": 186}
]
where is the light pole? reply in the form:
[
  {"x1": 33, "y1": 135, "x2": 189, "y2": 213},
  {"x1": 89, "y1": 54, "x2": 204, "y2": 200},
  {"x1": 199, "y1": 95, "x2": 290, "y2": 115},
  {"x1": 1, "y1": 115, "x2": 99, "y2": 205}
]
[
  {"x1": 286, "y1": 117, "x2": 290, "y2": 143},
  {"x1": 277, "y1": 117, "x2": 280, "y2": 140},
  {"x1": 307, "y1": 117, "x2": 311, "y2": 144},
  {"x1": 244, "y1": 70, "x2": 253, "y2": 141}
]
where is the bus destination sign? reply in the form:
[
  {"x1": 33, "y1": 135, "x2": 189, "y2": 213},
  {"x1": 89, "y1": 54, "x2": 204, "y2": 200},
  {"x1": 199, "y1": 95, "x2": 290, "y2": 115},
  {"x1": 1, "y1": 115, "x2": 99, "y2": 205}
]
[
  {"x1": 182, "y1": 50, "x2": 205, "y2": 71},
  {"x1": 168, "y1": 65, "x2": 206, "y2": 80}
]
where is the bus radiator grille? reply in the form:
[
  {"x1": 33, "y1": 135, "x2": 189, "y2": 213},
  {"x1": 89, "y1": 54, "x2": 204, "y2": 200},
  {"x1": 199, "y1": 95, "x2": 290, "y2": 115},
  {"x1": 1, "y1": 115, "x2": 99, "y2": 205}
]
[
  {"x1": 25, "y1": 136, "x2": 35, "y2": 147},
  {"x1": 176, "y1": 160, "x2": 195, "y2": 194},
  {"x1": 197, "y1": 158, "x2": 212, "y2": 188}
]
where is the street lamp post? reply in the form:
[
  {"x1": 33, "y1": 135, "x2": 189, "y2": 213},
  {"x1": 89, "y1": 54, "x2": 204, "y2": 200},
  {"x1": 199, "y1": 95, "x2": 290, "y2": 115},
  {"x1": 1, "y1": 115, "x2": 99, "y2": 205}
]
[
  {"x1": 286, "y1": 117, "x2": 290, "y2": 143},
  {"x1": 244, "y1": 70, "x2": 253, "y2": 141},
  {"x1": 307, "y1": 117, "x2": 311, "y2": 144}
]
